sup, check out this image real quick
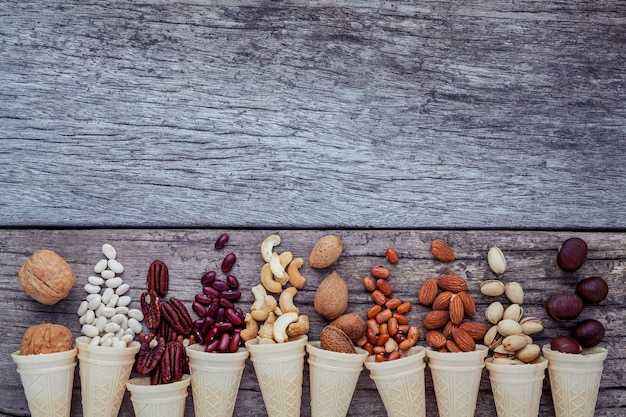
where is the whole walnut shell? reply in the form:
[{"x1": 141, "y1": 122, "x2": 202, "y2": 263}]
[
  {"x1": 18, "y1": 249, "x2": 75, "y2": 305},
  {"x1": 20, "y1": 323, "x2": 74, "y2": 355}
]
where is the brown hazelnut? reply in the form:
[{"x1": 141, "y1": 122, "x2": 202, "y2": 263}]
[
  {"x1": 18, "y1": 249, "x2": 76, "y2": 305},
  {"x1": 556, "y1": 237, "x2": 588, "y2": 272},
  {"x1": 20, "y1": 323, "x2": 74, "y2": 355}
]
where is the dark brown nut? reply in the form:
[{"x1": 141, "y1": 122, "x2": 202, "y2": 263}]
[
  {"x1": 575, "y1": 276, "x2": 609, "y2": 304},
  {"x1": 18, "y1": 249, "x2": 75, "y2": 305},
  {"x1": 162, "y1": 297, "x2": 193, "y2": 336},
  {"x1": 19, "y1": 323, "x2": 73, "y2": 355},
  {"x1": 160, "y1": 341, "x2": 185, "y2": 384},
  {"x1": 157, "y1": 318, "x2": 178, "y2": 342},
  {"x1": 141, "y1": 290, "x2": 161, "y2": 329},
  {"x1": 557, "y1": 237, "x2": 588, "y2": 272},
  {"x1": 135, "y1": 334, "x2": 166, "y2": 375},
  {"x1": 147, "y1": 260, "x2": 169, "y2": 298}
]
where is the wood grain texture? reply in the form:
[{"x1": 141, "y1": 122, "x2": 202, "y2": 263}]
[
  {"x1": 0, "y1": 229, "x2": 624, "y2": 416},
  {"x1": 1, "y1": 1, "x2": 625, "y2": 229}
]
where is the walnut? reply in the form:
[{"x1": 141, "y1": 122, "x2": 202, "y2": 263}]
[
  {"x1": 18, "y1": 249, "x2": 75, "y2": 305},
  {"x1": 20, "y1": 323, "x2": 74, "y2": 355}
]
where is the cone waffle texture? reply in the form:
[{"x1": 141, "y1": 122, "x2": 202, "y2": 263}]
[
  {"x1": 126, "y1": 375, "x2": 190, "y2": 417},
  {"x1": 426, "y1": 345, "x2": 488, "y2": 417},
  {"x1": 186, "y1": 344, "x2": 249, "y2": 417},
  {"x1": 364, "y1": 346, "x2": 427, "y2": 417},
  {"x1": 245, "y1": 335, "x2": 308, "y2": 417},
  {"x1": 542, "y1": 346, "x2": 607, "y2": 417},
  {"x1": 486, "y1": 357, "x2": 547, "y2": 417},
  {"x1": 11, "y1": 348, "x2": 77, "y2": 417},
  {"x1": 76, "y1": 336, "x2": 140, "y2": 417},
  {"x1": 307, "y1": 342, "x2": 368, "y2": 417}
]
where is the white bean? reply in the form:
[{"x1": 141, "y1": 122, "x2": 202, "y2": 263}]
[
  {"x1": 83, "y1": 309, "x2": 95, "y2": 324},
  {"x1": 94, "y1": 259, "x2": 109, "y2": 273},
  {"x1": 107, "y1": 294, "x2": 120, "y2": 308},
  {"x1": 86, "y1": 293, "x2": 100, "y2": 301},
  {"x1": 101, "y1": 337, "x2": 113, "y2": 347},
  {"x1": 88, "y1": 275, "x2": 105, "y2": 286},
  {"x1": 104, "y1": 322, "x2": 121, "y2": 333},
  {"x1": 128, "y1": 318, "x2": 143, "y2": 334},
  {"x1": 113, "y1": 339, "x2": 127, "y2": 348},
  {"x1": 87, "y1": 295, "x2": 102, "y2": 311},
  {"x1": 81, "y1": 324, "x2": 99, "y2": 338},
  {"x1": 101, "y1": 269, "x2": 116, "y2": 279},
  {"x1": 101, "y1": 288, "x2": 114, "y2": 304},
  {"x1": 106, "y1": 277, "x2": 123, "y2": 289},
  {"x1": 108, "y1": 259, "x2": 124, "y2": 274},
  {"x1": 90, "y1": 336, "x2": 101, "y2": 346},
  {"x1": 121, "y1": 333, "x2": 134, "y2": 344},
  {"x1": 117, "y1": 295, "x2": 132, "y2": 307},
  {"x1": 77, "y1": 301, "x2": 89, "y2": 316},
  {"x1": 115, "y1": 306, "x2": 129, "y2": 315},
  {"x1": 115, "y1": 329, "x2": 125, "y2": 339},
  {"x1": 128, "y1": 309, "x2": 144, "y2": 321},
  {"x1": 101, "y1": 306, "x2": 116, "y2": 318},
  {"x1": 84, "y1": 283, "x2": 101, "y2": 294},
  {"x1": 102, "y1": 243, "x2": 116, "y2": 260},
  {"x1": 115, "y1": 283, "x2": 130, "y2": 296},
  {"x1": 79, "y1": 314, "x2": 87, "y2": 325},
  {"x1": 96, "y1": 316, "x2": 108, "y2": 332},
  {"x1": 111, "y1": 313, "x2": 125, "y2": 325}
]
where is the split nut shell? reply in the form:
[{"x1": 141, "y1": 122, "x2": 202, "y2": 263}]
[{"x1": 320, "y1": 325, "x2": 356, "y2": 354}]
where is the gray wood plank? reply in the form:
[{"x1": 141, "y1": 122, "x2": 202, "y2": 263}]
[
  {"x1": 1, "y1": 229, "x2": 624, "y2": 416},
  {"x1": 1, "y1": 1, "x2": 625, "y2": 229}
]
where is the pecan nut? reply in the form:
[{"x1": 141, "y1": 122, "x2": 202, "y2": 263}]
[
  {"x1": 135, "y1": 333, "x2": 166, "y2": 375},
  {"x1": 161, "y1": 297, "x2": 193, "y2": 336},
  {"x1": 160, "y1": 340, "x2": 185, "y2": 384},
  {"x1": 157, "y1": 318, "x2": 178, "y2": 343},
  {"x1": 140, "y1": 290, "x2": 161, "y2": 329},
  {"x1": 147, "y1": 259, "x2": 169, "y2": 298}
]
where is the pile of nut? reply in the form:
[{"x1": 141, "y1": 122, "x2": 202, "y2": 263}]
[
  {"x1": 359, "y1": 248, "x2": 420, "y2": 362},
  {"x1": 78, "y1": 244, "x2": 144, "y2": 348},
  {"x1": 480, "y1": 246, "x2": 544, "y2": 364},
  {"x1": 135, "y1": 259, "x2": 194, "y2": 384},
  {"x1": 240, "y1": 234, "x2": 309, "y2": 344}
]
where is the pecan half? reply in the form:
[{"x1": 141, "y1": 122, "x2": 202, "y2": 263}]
[
  {"x1": 141, "y1": 290, "x2": 161, "y2": 329},
  {"x1": 157, "y1": 318, "x2": 178, "y2": 343},
  {"x1": 161, "y1": 297, "x2": 193, "y2": 336},
  {"x1": 147, "y1": 259, "x2": 169, "y2": 298},
  {"x1": 160, "y1": 340, "x2": 185, "y2": 384},
  {"x1": 135, "y1": 334, "x2": 166, "y2": 375}
]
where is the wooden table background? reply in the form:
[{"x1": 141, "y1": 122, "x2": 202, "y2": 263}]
[{"x1": 1, "y1": 0, "x2": 625, "y2": 416}]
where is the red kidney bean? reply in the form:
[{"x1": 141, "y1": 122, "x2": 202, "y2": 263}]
[
  {"x1": 192, "y1": 302, "x2": 207, "y2": 318},
  {"x1": 225, "y1": 308, "x2": 243, "y2": 327},
  {"x1": 215, "y1": 321, "x2": 233, "y2": 333},
  {"x1": 215, "y1": 307, "x2": 225, "y2": 322},
  {"x1": 205, "y1": 338, "x2": 219, "y2": 352},
  {"x1": 203, "y1": 286, "x2": 220, "y2": 298},
  {"x1": 206, "y1": 298, "x2": 220, "y2": 318},
  {"x1": 201, "y1": 316, "x2": 215, "y2": 335},
  {"x1": 194, "y1": 318, "x2": 205, "y2": 329},
  {"x1": 217, "y1": 332, "x2": 231, "y2": 352},
  {"x1": 221, "y1": 253, "x2": 236, "y2": 273},
  {"x1": 226, "y1": 275, "x2": 239, "y2": 289},
  {"x1": 195, "y1": 294, "x2": 212, "y2": 305},
  {"x1": 201, "y1": 270, "x2": 217, "y2": 286},
  {"x1": 235, "y1": 308, "x2": 245, "y2": 322},
  {"x1": 193, "y1": 328, "x2": 204, "y2": 345},
  {"x1": 229, "y1": 332, "x2": 241, "y2": 352},
  {"x1": 219, "y1": 298, "x2": 234, "y2": 309},
  {"x1": 215, "y1": 233, "x2": 229, "y2": 249},
  {"x1": 211, "y1": 280, "x2": 230, "y2": 292},
  {"x1": 205, "y1": 327, "x2": 219, "y2": 343},
  {"x1": 220, "y1": 290, "x2": 241, "y2": 302}
]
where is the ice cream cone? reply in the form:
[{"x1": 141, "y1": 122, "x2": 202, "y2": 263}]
[
  {"x1": 306, "y1": 342, "x2": 368, "y2": 417},
  {"x1": 185, "y1": 344, "x2": 249, "y2": 417},
  {"x1": 245, "y1": 335, "x2": 308, "y2": 417},
  {"x1": 76, "y1": 336, "x2": 140, "y2": 417},
  {"x1": 11, "y1": 347, "x2": 77, "y2": 417},
  {"x1": 485, "y1": 357, "x2": 548, "y2": 417},
  {"x1": 425, "y1": 345, "x2": 488, "y2": 417},
  {"x1": 542, "y1": 345, "x2": 607, "y2": 417},
  {"x1": 363, "y1": 346, "x2": 427, "y2": 417},
  {"x1": 126, "y1": 374, "x2": 191, "y2": 417}
]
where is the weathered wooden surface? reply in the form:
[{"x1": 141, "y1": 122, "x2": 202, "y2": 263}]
[
  {"x1": 1, "y1": 229, "x2": 624, "y2": 417},
  {"x1": 1, "y1": 1, "x2": 625, "y2": 229}
]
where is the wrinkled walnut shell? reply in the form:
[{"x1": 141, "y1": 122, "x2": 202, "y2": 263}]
[
  {"x1": 18, "y1": 250, "x2": 76, "y2": 305},
  {"x1": 20, "y1": 323, "x2": 74, "y2": 355}
]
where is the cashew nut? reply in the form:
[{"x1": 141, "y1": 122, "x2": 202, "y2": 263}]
[
  {"x1": 251, "y1": 294, "x2": 277, "y2": 322},
  {"x1": 273, "y1": 311, "x2": 299, "y2": 343},
  {"x1": 287, "y1": 314, "x2": 309, "y2": 337},
  {"x1": 270, "y1": 252, "x2": 288, "y2": 283},
  {"x1": 279, "y1": 251, "x2": 293, "y2": 269},
  {"x1": 287, "y1": 257, "x2": 306, "y2": 289},
  {"x1": 261, "y1": 262, "x2": 282, "y2": 293},
  {"x1": 251, "y1": 284, "x2": 268, "y2": 311},
  {"x1": 258, "y1": 311, "x2": 276, "y2": 341},
  {"x1": 279, "y1": 286, "x2": 300, "y2": 315},
  {"x1": 261, "y1": 234, "x2": 281, "y2": 263},
  {"x1": 240, "y1": 313, "x2": 259, "y2": 341}
]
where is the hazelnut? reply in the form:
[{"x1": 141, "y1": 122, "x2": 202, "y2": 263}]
[{"x1": 18, "y1": 250, "x2": 76, "y2": 305}]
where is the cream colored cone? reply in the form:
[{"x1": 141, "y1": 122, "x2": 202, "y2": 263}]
[
  {"x1": 307, "y1": 342, "x2": 368, "y2": 417},
  {"x1": 126, "y1": 375, "x2": 190, "y2": 417},
  {"x1": 76, "y1": 336, "x2": 140, "y2": 417},
  {"x1": 542, "y1": 345, "x2": 607, "y2": 417},
  {"x1": 186, "y1": 344, "x2": 249, "y2": 417},
  {"x1": 363, "y1": 346, "x2": 427, "y2": 417},
  {"x1": 11, "y1": 348, "x2": 77, "y2": 417},
  {"x1": 426, "y1": 345, "x2": 488, "y2": 417},
  {"x1": 485, "y1": 357, "x2": 548, "y2": 417},
  {"x1": 245, "y1": 335, "x2": 308, "y2": 417}
]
